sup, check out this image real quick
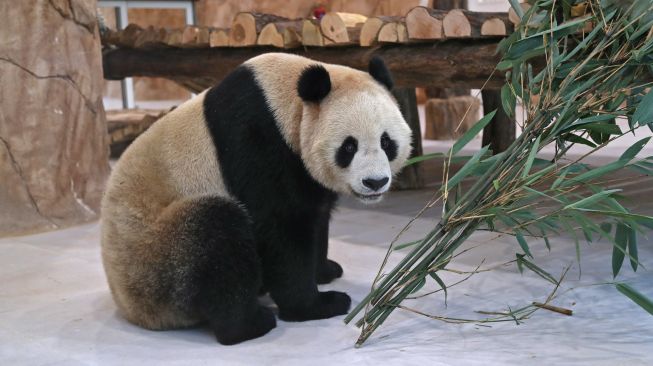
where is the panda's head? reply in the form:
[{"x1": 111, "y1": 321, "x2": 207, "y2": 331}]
[{"x1": 297, "y1": 57, "x2": 412, "y2": 203}]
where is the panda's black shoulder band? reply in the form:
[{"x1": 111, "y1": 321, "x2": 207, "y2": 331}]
[
  {"x1": 297, "y1": 64, "x2": 331, "y2": 102},
  {"x1": 368, "y1": 56, "x2": 394, "y2": 91}
]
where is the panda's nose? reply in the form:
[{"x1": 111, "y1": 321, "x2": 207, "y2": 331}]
[{"x1": 362, "y1": 177, "x2": 389, "y2": 191}]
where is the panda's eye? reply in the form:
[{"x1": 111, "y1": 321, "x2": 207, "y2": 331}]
[
  {"x1": 336, "y1": 136, "x2": 358, "y2": 168},
  {"x1": 380, "y1": 132, "x2": 398, "y2": 161},
  {"x1": 381, "y1": 134, "x2": 390, "y2": 149}
]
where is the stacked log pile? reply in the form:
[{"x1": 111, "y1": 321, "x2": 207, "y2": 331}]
[
  {"x1": 107, "y1": 109, "x2": 170, "y2": 158},
  {"x1": 101, "y1": 7, "x2": 513, "y2": 50},
  {"x1": 424, "y1": 96, "x2": 480, "y2": 140}
]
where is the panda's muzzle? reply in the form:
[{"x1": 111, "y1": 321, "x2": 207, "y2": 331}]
[{"x1": 353, "y1": 191, "x2": 384, "y2": 202}]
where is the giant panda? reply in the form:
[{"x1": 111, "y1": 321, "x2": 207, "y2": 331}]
[{"x1": 101, "y1": 53, "x2": 412, "y2": 345}]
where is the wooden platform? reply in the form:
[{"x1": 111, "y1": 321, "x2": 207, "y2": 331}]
[{"x1": 101, "y1": 8, "x2": 516, "y2": 91}]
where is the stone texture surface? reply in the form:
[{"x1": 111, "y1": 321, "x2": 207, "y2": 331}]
[{"x1": 0, "y1": 0, "x2": 110, "y2": 236}]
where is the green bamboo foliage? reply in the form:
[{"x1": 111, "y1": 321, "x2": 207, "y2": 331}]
[{"x1": 345, "y1": 0, "x2": 653, "y2": 346}]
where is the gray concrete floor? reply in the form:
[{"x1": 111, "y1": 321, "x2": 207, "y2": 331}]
[{"x1": 2, "y1": 134, "x2": 653, "y2": 365}]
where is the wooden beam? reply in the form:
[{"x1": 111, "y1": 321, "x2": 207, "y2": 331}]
[{"x1": 103, "y1": 41, "x2": 504, "y2": 90}]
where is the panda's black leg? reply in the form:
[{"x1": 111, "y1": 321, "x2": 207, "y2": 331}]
[
  {"x1": 263, "y1": 215, "x2": 351, "y2": 322},
  {"x1": 315, "y1": 204, "x2": 343, "y2": 285},
  {"x1": 170, "y1": 196, "x2": 276, "y2": 345}
]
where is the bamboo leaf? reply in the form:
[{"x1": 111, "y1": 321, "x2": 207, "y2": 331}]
[
  {"x1": 563, "y1": 133, "x2": 597, "y2": 147},
  {"x1": 573, "y1": 209, "x2": 653, "y2": 224},
  {"x1": 505, "y1": 16, "x2": 592, "y2": 60},
  {"x1": 409, "y1": 277, "x2": 426, "y2": 294},
  {"x1": 450, "y1": 111, "x2": 496, "y2": 156},
  {"x1": 446, "y1": 146, "x2": 490, "y2": 190},
  {"x1": 501, "y1": 84, "x2": 516, "y2": 118},
  {"x1": 628, "y1": 228, "x2": 638, "y2": 272},
  {"x1": 612, "y1": 223, "x2": 628, "y2": 278},
  {"x1": 632, "y1": 88, "x2": 653, "y2": 126},
  {"x1": 615, "y1": 283, "x2": 653, "y2": 316},
  {"x1": 508, "y1": 0, "x2": 524, "y2": 18},
  {"x1": 516, "y1": 231, "x2": 533, "y2": 258},
  {"x1": 619, "y1": 137, "x2": 651, "y2": 162},
  {"x1": 561, "y1": 114, "x2": 618, "y2": 133},
  {"x1": 523, "y1": 186, "x2": 564, "y2": 203},
  {"x1": 428, "y1": 272, "x2": 448, "y2": 306},
  {"x1": 543, "y1": 233, "x2": 551, "y2": 251},
  {"x1": 560, "y1": 161, "x2": 626, "y2": 187},
  {"x1": 393, "y1": 239, "x2": 422, "y2": 251},
  {"x1": 583, "y1": 123, "x2": 622, "y2": 135},
  {"x1": 405, "y1": 153, "x2": 444, "y2": 166},
  {"x1": 564, "y1": 189, "x2": 622, "y2": 210},
  {"x1": 521, "y1": 136, "x2": 541, "y2": 178},
  {"x1": 516, "y1": 254, "x2": 559, "y2": 285},
  {"x1": 561, "y1": 219, "x2": 582, "y2": 276}
]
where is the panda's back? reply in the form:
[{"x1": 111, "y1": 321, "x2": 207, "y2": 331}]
[{"x1": 101, "y1": 91, "x2": 228, "y2": 235}]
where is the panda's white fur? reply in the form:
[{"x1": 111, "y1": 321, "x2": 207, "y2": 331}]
[{"x1": 101, "y1": 53, "x2": 412, "y2": 344}]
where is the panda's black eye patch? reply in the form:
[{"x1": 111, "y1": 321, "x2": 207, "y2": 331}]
[
  {"x1": 336, "y1": 136, "x2": 358, "y2": 168},
  {"x1": 381, "y1": 132, "x2": 398, "y2": 161}
]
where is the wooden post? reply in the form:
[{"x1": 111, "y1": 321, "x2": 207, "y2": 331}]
[
  {"x1": 393, "y1": 88, "x2": 424, "y2": 190},
  {"x1": 481, "y1": 89, "x2": 515, "y2": 153}
]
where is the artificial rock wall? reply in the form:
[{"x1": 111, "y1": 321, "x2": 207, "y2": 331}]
[{"x1": 0, "y1": 0, "x2": 110, "y2": 236}]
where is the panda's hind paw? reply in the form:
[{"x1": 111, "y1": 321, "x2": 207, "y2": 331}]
[
  {"x1": 213, "y1": 306, "x2": 276, "y2": 345},
  {"x1": 316, "y1": 259, "x2": 343, "y2": 284}
]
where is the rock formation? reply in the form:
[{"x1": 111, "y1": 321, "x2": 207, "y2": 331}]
[{"x1": 0, "y1": 0, "x2": 110, "y2": 236}]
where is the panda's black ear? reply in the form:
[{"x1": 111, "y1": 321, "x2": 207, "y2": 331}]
[
  {"x1": 368, "y1": 56, "x2": 394, "y2": 91},
  {"x1": 297, "y1": 64, "x2": 331, "y2": 103}
]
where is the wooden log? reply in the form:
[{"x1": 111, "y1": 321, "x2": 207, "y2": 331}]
[
  {"x1": 481, "y1": 89, "x2": 515, "y2": 153},
  {"x1": 229, "y1": 12, "x2": 290, "y2": 47},
  {"x1": 406, "y1": 8, "x2": 510, "y2": 40},
  {"x1": 118, "y1": 23, "x2": 144, "y2": 48},
  {"x1": 197, "y1": 27, "x2": 210, "y2": 47},
  {"x1": 360, "y1": 16, "x2": 402, "y2": 46},
  {"x1": 302, "y1": 19, "x2": 324, "y2": 46},
  {"x1": 443, "y1": 9, "x2": 471, "y2": 37},
  {"x1": 257, "y1": 20, "x2": 303, "y2": 48},
  {"x1": 107, "y1": 109, "x2": 169, "y2": 158},
  {"x1": 377, "y1": 20, "x2": 408, "y2": 43},
  {"x1": 163, "y1": 28, "x2": 183, "y2": 47},
  {"x1": 102, "y1": 28, "x2": 121, "y2": 47},
  {"x1": 103, "y1": 41, "x2": 506, "y2": 89},
  {"x1": 320, "y1": 12, "x2": 367, "y2": 44},
  {"x1": 133, "y1": 26, "x2": 157, "y2": 48},
  {"x1": 209, "y1": 28, "x2": 229, "y2": 47},
  {"x1": 344, "y1": 26, "x2": 363, "y2": 45},
  {"x1": 481, "y1": 18, "x2": 508, "y2": 36},
  {"x1": 508, "y1": 3, "x2": 532, "y2": 26},
  {"x1": 180, "y1": 26, "x2": 210, "y2": 47},
  {"x1": 405, "y1": 6, "x2": 444, "y2": 40},
  {"x1": 466, "y1": 11, "x2": 512, "y2": 37},
  {"x1": 181, "y1": 26, "x2": 199, "y2": 44},
  {"x1": 424, "y1": 96, "x2": 480, "y2": 140}
]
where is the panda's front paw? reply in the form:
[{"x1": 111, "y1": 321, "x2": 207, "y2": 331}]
[
  {"x1": 316, "y1": 259, "x2": 343, "y2": 284},
  {"x1": 278, "y1": 291, "x2": 351, "y2": 322}
]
